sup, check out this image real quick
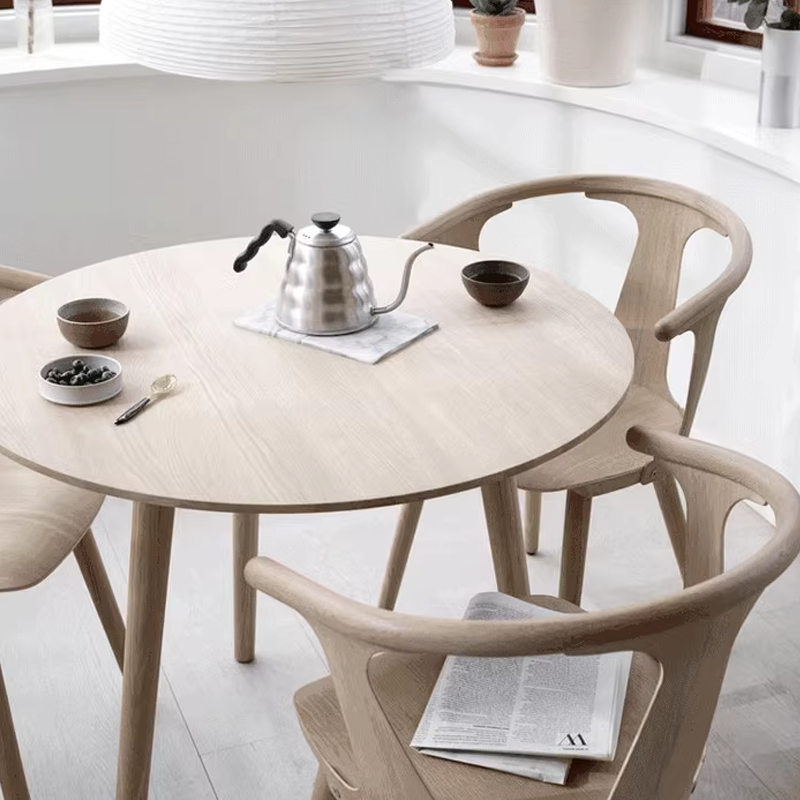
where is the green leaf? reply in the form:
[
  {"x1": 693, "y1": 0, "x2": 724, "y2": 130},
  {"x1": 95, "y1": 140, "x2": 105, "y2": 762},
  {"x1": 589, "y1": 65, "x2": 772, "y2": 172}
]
[
  {"x1": 744, "y1": 0, "x2": 769, "y2": 29},
  {"x1": 781, "y1": 8, "x2": 800, "y2": 28}
]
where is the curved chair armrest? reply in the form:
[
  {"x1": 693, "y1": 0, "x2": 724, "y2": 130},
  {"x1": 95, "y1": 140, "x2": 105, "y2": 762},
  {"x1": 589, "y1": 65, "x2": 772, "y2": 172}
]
[
  {"x1": 402, "y1": 199, "x2": 513, "y2": 249},
  {"x1": 655, "y1": 221, "x2": 752, "y2": 343}
]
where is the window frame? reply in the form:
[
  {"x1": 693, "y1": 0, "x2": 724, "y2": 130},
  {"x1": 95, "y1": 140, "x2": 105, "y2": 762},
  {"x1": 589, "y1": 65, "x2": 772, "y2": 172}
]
[
  {"x1": 685, "y1": 0, "x2": 762, "y2": 47},
  {"x1": 453, "y1": 1, "x2": 536, "y2": 13}
]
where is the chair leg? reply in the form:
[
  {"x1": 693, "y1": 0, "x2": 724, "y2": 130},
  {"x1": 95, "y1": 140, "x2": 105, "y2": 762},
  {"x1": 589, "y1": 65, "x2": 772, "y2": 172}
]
[
  {"x1": 0, "y1": 665, "x2": 30, "y2": 800},
  {"x1": 74, "y1": 529, "x2": 126, "y2": 673},
  {"x1": 559, "y1": 491, "x2": 592, "y2": 605},
  {"x1": 652, "y1": 475, "x2": 687, "y2": 583},
  {"x1": 523, "y1": 490, "x2": 542, "y2": 555},
  {"x1": 378, "y1": 502, "x2": 423, "y2": 611},
  {"x1": 233, "y1": 514, "x2": 260, "y2": 664},
  {"x1": 311, "y1": 769, "x2": 334, "y2": 800}
]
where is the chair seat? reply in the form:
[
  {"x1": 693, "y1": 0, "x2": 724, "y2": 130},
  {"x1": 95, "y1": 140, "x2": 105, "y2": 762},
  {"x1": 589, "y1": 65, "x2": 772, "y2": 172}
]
[
  {"x1": 296, "y1": 596, "x2": 661, "y2": 800},
  {"x1": 0, "y1": 455, "x2": 103, "y2": 592},
  {"x1": 516, "y1": 385, "x2": 682, "y2": 495}
]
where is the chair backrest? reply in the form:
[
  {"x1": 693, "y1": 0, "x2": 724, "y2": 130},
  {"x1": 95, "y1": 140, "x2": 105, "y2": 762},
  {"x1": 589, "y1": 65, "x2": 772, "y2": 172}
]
[
  {"x1": 0, "y1": 264, "x2": 48, "y2": 302},
  {"x1": 245, "y1": 429, "x2": 800, "y2": 800},
  {"x1": 403, "y1": 176, "x2": 752, "y2": 436}
]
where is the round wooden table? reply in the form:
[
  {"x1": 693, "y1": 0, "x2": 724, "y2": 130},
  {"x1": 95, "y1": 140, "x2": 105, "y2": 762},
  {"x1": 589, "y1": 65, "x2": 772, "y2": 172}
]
[{"x1": 0, "y1": 237, "x2": 633, "y2": 800}]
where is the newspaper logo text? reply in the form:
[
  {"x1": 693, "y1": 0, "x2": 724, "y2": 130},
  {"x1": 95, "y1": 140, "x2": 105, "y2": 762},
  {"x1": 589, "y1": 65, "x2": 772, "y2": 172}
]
[{"x1": 558, "y1": 734, "x2": 588, "y2": 747}]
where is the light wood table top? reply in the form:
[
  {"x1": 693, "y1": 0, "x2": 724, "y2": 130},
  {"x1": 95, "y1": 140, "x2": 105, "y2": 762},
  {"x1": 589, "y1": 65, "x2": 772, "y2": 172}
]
[{"x1": 0, "y1": 237, "x2": 633, "y2": 513}]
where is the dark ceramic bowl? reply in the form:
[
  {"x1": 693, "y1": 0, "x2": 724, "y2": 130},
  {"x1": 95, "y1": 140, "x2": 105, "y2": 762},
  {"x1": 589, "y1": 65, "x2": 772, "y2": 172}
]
[
  {"x1": 461, "y1": 260, "x2": 530, "y2": 307},
  {"x1": 57, "y1": 298, "x2": 130, "y2": 349}
]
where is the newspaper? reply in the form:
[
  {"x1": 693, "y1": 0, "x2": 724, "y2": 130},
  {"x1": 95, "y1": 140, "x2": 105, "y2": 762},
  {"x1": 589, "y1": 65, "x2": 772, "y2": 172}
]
[{"x1": 411, "y1": 593, "x2": 632, "y2": 783}]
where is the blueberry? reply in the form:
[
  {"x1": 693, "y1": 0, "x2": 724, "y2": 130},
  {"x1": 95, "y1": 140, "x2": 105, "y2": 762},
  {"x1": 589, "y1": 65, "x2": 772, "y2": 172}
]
[
  {"x1": 72, "y1": 359, "x2": 85, "y2": 370},
  {"x1": 46, "y1": 376, "x2": 58, "y2": 384},
  {"x1": 87, "y1": 369, "x2": 101, "y2": 381},
  {"x1": 70, "y1": 375, "x2": 85, "y2": 386},
  {"x1": 59, "y1": 379, "x2": 70, "y2": 385},
  {"x1": 101, "y1": 366, "x2": 112, "y2": 374}
]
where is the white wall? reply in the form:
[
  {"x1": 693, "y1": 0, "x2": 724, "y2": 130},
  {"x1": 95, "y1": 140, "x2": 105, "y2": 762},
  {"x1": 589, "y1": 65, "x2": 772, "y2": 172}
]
[
  {"x1": 410, "y1": 84, "x2": 800, "y2": 487},
  {"x1": 1, "y1": 73, "x2": 797, "y2": 485},
  {"x1": 0, "y1": 75, "x2": 422, "y2": 272}
]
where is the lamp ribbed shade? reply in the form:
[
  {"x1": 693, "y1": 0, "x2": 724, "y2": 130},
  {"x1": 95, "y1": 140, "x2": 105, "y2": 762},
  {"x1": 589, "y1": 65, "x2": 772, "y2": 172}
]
[{"x1": 99, "y1": 0, "x2": 455, "y2": 82}]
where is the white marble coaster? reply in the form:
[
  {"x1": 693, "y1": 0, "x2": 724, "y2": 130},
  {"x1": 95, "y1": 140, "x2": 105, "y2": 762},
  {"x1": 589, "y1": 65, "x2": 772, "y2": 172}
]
[{"x1": 234, "y1": 302, "x2": 439, "y2": 364}]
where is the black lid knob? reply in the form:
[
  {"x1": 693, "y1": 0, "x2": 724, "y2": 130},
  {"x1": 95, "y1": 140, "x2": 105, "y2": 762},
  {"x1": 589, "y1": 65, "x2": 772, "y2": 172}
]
[{"x1": 311, "y1": 212, "x2": 341, "y2": 232}]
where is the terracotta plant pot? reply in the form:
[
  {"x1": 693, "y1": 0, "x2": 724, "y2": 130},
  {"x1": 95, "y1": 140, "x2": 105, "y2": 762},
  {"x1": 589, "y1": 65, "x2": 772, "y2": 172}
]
[{"x1": 470, "y1": 8, "x2": 525, "y2": 67}]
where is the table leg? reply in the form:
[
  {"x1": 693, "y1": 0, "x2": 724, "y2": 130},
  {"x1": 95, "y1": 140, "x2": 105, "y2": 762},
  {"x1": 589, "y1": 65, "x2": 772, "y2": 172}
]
[
  {"x1": 0, "y1": 664, "x2": 30, "y2": 800},
  {"x1": 233, "y1": 513, "x2": 259, "y2": 663},
  {"x1": 116, "y1": 502, "x2": 175, "y2": 800},
  {"x1": 481, "y1": 478, "x2": 530, "y2": 597}
]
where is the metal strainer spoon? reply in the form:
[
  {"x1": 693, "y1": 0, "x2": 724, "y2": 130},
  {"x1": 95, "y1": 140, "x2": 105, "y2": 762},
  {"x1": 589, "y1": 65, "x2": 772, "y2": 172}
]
[{"x1": 114, "y1": 374, "x2": 177, "y2": 426}]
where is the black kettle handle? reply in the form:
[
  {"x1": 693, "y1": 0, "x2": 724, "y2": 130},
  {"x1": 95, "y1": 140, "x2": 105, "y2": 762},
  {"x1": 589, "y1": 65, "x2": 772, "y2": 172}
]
[{"x1": 233, "y1": 219, "x2": 294, "y2": 273}]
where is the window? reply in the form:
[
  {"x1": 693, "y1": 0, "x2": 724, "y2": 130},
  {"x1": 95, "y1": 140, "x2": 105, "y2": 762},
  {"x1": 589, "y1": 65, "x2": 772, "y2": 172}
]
[
  {"x1": 686, "y1": 0, "x2": 793, "y2": 47},
  {"x1": 453, "y1": 1, "x2": 536, "y2": 12}
]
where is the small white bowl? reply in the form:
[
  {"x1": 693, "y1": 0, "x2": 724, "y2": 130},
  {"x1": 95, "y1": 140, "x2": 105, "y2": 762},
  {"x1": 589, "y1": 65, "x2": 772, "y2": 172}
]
[{"x1": 39, "y1": 355, "x2": 123, "y2": 407}]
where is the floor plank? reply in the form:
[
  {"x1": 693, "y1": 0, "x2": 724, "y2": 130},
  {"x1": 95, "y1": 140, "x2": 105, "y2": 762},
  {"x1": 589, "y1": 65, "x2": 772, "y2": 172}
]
[{"x1": 0, "y1": 524, "x2": 216, "y2": 800}]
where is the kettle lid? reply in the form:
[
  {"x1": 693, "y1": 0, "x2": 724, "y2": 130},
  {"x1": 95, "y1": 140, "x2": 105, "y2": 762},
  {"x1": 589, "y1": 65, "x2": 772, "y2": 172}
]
[{"x1": 296, "y1": 213, "x2": 357, "y2": 248}]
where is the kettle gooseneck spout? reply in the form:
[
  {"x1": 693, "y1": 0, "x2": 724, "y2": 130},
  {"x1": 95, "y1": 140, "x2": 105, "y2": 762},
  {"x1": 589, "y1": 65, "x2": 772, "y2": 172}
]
[{"x1": 372, "y1": 242, "x2": 435, "y2": 317}]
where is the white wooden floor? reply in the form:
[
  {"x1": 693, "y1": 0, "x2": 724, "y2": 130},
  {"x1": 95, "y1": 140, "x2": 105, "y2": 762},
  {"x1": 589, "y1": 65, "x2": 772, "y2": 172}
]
[{"x1": 1, "y1": 484, "x2": 798, "y2": 800}]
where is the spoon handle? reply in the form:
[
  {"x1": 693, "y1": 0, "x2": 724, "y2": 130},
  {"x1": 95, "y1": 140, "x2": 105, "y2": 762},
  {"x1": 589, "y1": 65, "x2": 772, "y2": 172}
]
[{"x1": 115, "y1": 397, "x2": 151, "y2": 426}]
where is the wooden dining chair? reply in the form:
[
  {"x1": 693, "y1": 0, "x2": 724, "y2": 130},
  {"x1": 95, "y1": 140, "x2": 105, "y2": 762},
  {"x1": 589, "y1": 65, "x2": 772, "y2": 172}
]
[
  {"x1": 0, "y1": 265, "x2": 126, "y2": 800},
  {"x1": 245, "y1": 428, "x2": 800, "y2": 800},
  {"x1": 377, "y1": 175, "x2": 752, "y2": 609}
]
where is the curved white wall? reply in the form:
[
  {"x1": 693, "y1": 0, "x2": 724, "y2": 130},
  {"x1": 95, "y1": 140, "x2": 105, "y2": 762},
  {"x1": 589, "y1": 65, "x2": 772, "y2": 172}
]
[{"x1": 1, "y1": 74, "x2": 797, "y2": 486}]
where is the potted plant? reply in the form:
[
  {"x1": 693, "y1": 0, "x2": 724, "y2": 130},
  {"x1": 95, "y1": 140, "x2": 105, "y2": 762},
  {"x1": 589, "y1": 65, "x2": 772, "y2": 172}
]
[
  {"x1": 534, "y1": 0, "x2": 645, "y2": 87},
  {"x1": 469, "y1": 0, "x2": 526, "y2": 67},
  {"x1": 731, "y1": 0, "x2": 800, "y2": 127}
]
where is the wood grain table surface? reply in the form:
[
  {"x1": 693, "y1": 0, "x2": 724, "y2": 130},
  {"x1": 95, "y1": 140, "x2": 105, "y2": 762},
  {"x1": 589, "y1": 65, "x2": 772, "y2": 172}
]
[{"x1": 0, "y1": 236, "x2": 633, "y2": 513}]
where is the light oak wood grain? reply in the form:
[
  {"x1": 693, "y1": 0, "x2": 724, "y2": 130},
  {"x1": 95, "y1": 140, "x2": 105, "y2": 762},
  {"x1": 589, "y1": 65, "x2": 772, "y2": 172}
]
[
  {"x1": 378, "y1": 502, "x2": 424, "y2": 611},
  {"x1": 480, "y1": 478, "x2": 530, "y2": 598},
  {"x1": 116, "y1": 502, "x2": 175, "y2": 800},
  {"x1": 0, "y1": 241, "x2": 630, "y2": 800},
  {"x1": 0, "y1": 265, "x2": 125, "y2": 799},
  {"x1": 0, "y1": 237, "x2": 633, "y2": 514},
  {"x1": 233, "y1": 513, "x2": 259, "y2": 663},
  {"x1": 559, "y1": 491, "x2": 592, "y2": 603},
  {"x1": 386, "y1": 175, "x2": 751, "y2": 606},
  {"x1": 2, "y1": 477, "x2": 794, "y2": 800},
  {"x1": 246, "y1": 429, "x2": 800, "y2": 800},
  {"x1": 0, "y1": 665, "x2": 29, "y2": 800},
  {"x1": 74, "y1": 529, "x2": 126, "y2": 672},
  {"x1": 523, "y1": 489, "x2": 541, "y2": 555}
]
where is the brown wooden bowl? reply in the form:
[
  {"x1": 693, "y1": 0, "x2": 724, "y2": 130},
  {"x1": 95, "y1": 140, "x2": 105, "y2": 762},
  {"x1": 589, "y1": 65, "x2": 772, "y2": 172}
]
[
  {"x1": 57, "y1": 298, "x2": 130, "y2": 349},
  {"x1": 461, "y1": 260, "x2": 530, "y2": 307}
]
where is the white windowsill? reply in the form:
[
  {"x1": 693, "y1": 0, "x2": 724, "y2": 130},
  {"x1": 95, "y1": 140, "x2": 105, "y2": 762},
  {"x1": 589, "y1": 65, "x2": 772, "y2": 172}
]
[
  {"x1": 386, "y1": 47, "x2": 800, "y2": 186},
  {"x1": 1, "y1": 21, "x2": 798, "y2": 186},
  {"x1": 0, "y1": 40, "x2": 147, "y2": 85}
]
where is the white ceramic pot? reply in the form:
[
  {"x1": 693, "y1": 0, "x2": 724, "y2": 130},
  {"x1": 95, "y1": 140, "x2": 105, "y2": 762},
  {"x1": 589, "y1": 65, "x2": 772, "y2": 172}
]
[
  {"x1": 759, "y1": 26, "x2": 800, "y2": 128},
  {"x1": 535, "y1": 0, "x2": 645, "y2": 88}
]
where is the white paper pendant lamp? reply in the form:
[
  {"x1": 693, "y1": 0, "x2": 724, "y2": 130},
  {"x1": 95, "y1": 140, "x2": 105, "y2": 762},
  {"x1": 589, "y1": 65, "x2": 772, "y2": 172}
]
[{"x1": 99, "y1": 0, "x2": 455, "y2": 82}]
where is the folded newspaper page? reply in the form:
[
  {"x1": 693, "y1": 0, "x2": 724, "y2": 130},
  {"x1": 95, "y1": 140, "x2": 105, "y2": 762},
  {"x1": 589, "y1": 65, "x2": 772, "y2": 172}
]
[
  {"x1": 411, "y1": 592, "x2": 632, "y2": 778},
  {"x1": 417, "y1": 747, "x2": 572, "y2": 785}
]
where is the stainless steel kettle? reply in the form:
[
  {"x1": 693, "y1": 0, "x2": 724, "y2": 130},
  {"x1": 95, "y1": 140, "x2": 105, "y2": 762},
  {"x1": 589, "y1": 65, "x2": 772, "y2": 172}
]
[{"x1": 233, "y1": 213, "x2": 434, "y2": 336}]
